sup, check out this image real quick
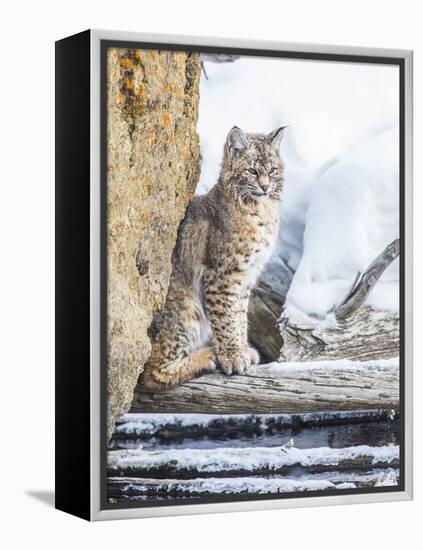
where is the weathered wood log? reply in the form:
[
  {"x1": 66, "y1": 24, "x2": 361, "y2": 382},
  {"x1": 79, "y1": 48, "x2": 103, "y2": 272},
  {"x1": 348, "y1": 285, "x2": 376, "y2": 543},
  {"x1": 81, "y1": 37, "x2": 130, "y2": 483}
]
[
  {"x1": 108, "y1": 470, "x2": 398, "y2": 500},
  {"x1": 248, "y1": 255, "x2": 293, "y2": 362},
  {"x1": 278, "y1": 240, "x2": 400, "y2": 362},
  {"x1": 114, "y1": 410, "x2": 398, "y2": 440},
  {"x1": 110, "y1": 416, "x2": 400, "y2": 456},
  {"x1": 131, "y1": 359, "x2": 399, "y2": 414},
  {"x1": 107, "y1": 444, "x2": 399, "y2": 479},
  {"x1": 279, "y1": 306, "x2": 399, "y2": 362}
]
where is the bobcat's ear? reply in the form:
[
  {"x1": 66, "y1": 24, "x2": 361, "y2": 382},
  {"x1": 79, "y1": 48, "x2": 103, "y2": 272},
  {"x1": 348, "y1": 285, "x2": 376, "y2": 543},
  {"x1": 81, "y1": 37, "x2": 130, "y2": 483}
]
[
  {"x1": 268, "y1": 126, "x2": 287, "y2": 151},
  {"x1": 226, "y1": 126, "x2": 248, "y2": 154}
]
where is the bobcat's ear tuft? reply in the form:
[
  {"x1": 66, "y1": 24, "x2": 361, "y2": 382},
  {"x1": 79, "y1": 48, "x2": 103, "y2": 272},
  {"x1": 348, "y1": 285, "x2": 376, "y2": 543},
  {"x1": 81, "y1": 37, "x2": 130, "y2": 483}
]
[
  {"x1": 226, "y1": 126, "x2": 248, "y2": 154},
  {"x1": 268, "y1": 126, "x2": 287, "y2": 151}
]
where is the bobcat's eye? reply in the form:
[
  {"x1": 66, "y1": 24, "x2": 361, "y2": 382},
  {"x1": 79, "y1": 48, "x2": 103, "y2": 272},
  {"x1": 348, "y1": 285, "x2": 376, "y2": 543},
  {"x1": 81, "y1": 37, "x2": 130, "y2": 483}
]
[
  {"x1": 269, "y1": 168, "x2": 277, "y2": 175},
  {"x1": 248, "y1": 168, "x2": 258, "y2": 175}
]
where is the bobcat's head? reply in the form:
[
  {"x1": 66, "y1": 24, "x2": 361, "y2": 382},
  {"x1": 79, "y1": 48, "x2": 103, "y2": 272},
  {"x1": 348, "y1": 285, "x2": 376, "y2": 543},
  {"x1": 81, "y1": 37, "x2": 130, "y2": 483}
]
[{"x1": 223, "y1": 126, "x2": 286, "y2": 203}]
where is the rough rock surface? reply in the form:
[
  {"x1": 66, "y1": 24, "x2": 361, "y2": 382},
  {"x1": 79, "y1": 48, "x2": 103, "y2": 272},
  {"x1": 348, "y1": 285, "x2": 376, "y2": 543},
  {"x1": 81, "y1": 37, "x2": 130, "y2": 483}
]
[{"x1": 107, "y1": 47, "x2": 201, "y2": 439}]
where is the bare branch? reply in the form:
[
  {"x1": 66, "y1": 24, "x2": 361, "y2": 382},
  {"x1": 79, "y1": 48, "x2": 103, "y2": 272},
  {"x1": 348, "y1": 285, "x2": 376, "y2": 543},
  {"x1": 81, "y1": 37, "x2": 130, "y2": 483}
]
[
  {"x1": 277, "y1": 240, "x2": 400, "y2": 362},
  {"x1": 335, "y1": 239, "x2": 400, "y2": 320},
  {"x1": 200, "y1": 54, "x2": 241, "y2": 64},
  {"x1": 200, "y1": 61, "x2": 208, "y2": 80},
  {"x1": 343, "y1": 270, "x2": 361, "y2": 304}
]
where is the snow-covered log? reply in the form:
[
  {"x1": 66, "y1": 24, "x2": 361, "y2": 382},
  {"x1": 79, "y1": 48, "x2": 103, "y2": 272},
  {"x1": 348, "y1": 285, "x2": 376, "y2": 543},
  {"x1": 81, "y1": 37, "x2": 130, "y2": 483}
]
[
  {"x1": 114, "y1": 410, "x2": 396, "y2": 439},
  {"x1": 247, "y1": 243, "x2": 399, "y2": 363},
  {"x1": 278, "y1": 240, "x2": 400, "y2": 362},
  {"x1": 107, "y1": 444, "x2": 399, "y2": 479},
  {"x1": 108, "y1": 468, "x2": 398, "y2": 500},
  {"x1": 132, "y1": 358, "x2": 399, "y2": 414},
  {"x1": 107, "y1": 477, "x2": 351, "y2": 500}
]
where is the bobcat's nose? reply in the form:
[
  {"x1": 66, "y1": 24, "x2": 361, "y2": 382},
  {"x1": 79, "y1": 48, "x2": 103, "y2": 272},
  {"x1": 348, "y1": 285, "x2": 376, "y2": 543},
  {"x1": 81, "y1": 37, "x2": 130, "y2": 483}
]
[{"x1": 258, "y1": 175, "x2": 270, "y2": 193}]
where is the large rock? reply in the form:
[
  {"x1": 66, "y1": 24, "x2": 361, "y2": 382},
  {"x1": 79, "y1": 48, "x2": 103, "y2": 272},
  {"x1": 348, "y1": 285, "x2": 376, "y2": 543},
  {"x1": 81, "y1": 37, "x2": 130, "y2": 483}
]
[{"x1": 107, "y1": 48, "x2": 201, "y2": 439}]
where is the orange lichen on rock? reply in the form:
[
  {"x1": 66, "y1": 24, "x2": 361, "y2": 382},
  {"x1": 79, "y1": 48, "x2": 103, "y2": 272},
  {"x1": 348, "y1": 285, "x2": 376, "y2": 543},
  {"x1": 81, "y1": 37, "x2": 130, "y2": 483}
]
[
  {"x1": 119, "y1": 58, "x2": 133, "y2": 70},
  {"x1": 133, "y1": 50, "x2": 142, "y2": 62},
  {"x1": 124, "y1": 76, "x2": 133, "y2": 90},
  {"x1": 162, "y1": 113, "x2": 170, "y2": 127}
]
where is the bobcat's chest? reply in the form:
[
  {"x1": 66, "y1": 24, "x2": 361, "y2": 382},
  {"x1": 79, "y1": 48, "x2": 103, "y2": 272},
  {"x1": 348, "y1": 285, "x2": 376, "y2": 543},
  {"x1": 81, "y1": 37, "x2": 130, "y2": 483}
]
[{"x1": 242, "y1": 208, "x2": 279, "y2": 288}]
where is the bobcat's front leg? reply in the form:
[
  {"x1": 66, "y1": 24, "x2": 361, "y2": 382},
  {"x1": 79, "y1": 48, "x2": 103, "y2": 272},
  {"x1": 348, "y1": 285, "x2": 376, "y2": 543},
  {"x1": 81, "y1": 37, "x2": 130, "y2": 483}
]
[
  {"x1": 204, "y1": 270, "x2": 251, "y2": 375},
  {"x1": 239, "y1": 289, "x2": 260, "y2": 366}
]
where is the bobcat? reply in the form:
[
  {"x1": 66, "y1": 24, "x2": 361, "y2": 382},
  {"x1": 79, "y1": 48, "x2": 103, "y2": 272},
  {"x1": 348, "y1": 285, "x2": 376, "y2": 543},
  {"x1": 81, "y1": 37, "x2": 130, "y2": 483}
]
[{"x1": 142, "y1": 126, "x2": 285, "y2": 388}]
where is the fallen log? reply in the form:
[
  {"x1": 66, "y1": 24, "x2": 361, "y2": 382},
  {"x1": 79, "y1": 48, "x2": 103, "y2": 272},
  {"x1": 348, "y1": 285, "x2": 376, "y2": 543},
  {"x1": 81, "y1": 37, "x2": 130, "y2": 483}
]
[
  {"x1": 107, "y1": 468, "x2": 399, "y2": 500},
  {"x1": 248, "y1": 240, "x2": 400, "y2": 364},
  {"x1": 131, "y1": 358, "x2": 399, "y2": 414},
  {"x1": 248, "y1": 255, "x2": 293, "y2": 361},
  {"x1": 114, "y1": 410, "x2": 398, "y2": 440},
  {"x1": 107, "y1": 444, "x2": 399, "y2": 479},
  {"x1": 279, "y1": 307, "x2": 399, "y2": 363},
  {"x1": 278, "y1": 240, "x2": 400, "y2": 362},
  {"x1": 107, "y1": 476, "x2": 363, "y2": 500}
]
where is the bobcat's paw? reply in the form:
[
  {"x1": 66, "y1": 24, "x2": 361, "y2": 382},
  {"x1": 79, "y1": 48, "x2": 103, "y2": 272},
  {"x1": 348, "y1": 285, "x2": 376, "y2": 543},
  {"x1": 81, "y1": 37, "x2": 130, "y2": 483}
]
[
  {"x1": 217, "y1": 350, "x2": 249, "y2": 376},
  {"x1": 206, "y1": 355, "x2": 218, "y2": 373}
]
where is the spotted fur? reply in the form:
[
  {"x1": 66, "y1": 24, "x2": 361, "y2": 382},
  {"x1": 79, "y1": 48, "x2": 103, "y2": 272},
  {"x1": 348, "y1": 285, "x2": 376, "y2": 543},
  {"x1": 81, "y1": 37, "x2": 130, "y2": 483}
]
[{"x1": 142, "y1": 126, "x2": 285, "y2": 388}]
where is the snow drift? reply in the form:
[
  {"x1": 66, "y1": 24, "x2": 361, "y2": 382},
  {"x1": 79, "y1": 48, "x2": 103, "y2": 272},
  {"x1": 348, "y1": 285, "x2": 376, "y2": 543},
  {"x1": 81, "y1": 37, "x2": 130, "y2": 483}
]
[
  {"x1": 197, "y1": 56, "x2": 400, "y2": 325},
  {"x1": 283, "y1": 128, "x2": 399, "y2": 325}
]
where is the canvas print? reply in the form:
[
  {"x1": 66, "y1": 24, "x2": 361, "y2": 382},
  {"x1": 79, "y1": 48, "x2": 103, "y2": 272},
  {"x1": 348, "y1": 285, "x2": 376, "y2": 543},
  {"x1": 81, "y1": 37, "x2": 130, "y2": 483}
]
[{"x1": 104, "y1": 45, "x2": 401, "y2": 506}]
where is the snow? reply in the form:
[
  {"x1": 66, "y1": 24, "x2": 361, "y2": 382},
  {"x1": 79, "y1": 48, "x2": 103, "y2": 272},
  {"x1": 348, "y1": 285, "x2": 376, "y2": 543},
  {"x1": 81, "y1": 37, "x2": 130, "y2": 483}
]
[
  {"x1": 374, "y1": 469, "x2": 398, "y2": 487},
  {"x1": 112, "y1": 476, "x2": 356, "y2": 495},
  {"x1": 109, "y1": 467, "x2": 399, "y2": 500},
  {"x1": 283, "y1": 129, "x2": 399, "y2": 324},
  {"x1": 198, "y1": 56, "x2": 399, "y2": 317},
  {"x1": 113, "y1": 413, "x2": 280, "y2": 436},
  {"x1": 295, "y1": 468, "x2": 399, "y2": 486},
  {"x1": 198, "y1": 57, "x2": 398, "y2": 188},
  {"x1": 108, "y1": 444, "x2": 399, "y2": 472},
  {"x1": 263, "y1": 357, "x2": 398, "y2": 374}
]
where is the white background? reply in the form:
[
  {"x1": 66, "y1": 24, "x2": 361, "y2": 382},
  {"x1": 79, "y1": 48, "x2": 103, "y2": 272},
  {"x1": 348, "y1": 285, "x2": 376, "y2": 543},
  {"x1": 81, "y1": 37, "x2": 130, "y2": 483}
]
[{"x1": 0, "y1": 0, "x2": 420, "y2": 548}]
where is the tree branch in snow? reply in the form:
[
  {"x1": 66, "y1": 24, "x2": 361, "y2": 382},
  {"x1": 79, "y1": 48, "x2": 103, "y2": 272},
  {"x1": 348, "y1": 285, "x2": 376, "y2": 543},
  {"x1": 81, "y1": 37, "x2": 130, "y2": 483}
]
[
  {"x1": 335, "y1": 239, "x2": 400, "y2": 320},
  {"x1": 200, "y1": 54, "x2": 241, "y2": 80},
  {"x1": 278, "y1": 239, "x2": 400, "y2": 362},
  {"x1": 200, "y1": 54, "x2": 241, "y2": 64}
]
